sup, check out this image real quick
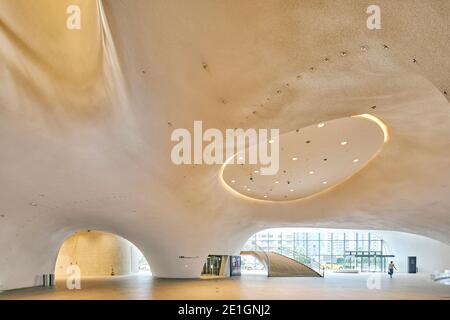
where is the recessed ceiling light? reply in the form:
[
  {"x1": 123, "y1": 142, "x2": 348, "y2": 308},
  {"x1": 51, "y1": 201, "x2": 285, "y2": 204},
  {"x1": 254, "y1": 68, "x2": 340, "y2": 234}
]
[
  {"x1": 340, "y1": 141, "x2": 348, "y2": 146},
  {"x1": 318, "y1": 123, "x2": 325, "y2": 128},
  {"x1": 309, "y1": 171, "x2": 315, "y2": 175},
  {"x1": 263, "y1": 195, "x2": 268, "y2": 198},
  {"x1": 254, "y1": 170, "x2": 259, "y2": 173},
  {"x1": 322, "y1": 181, "x2": 328, "y2": 185},
  {"x1": 268, "y1": 139, "x2": 274, "y2": 144},
  {"x1": 231, "y1": 180, "x2": 236, "y2": 183},
  {"x1": 238, "y1": 156, "x2": 244, "y2": 160},
  {"x1": 353, "y1": 158, "x2": 360, "y2": 163},
  {"x1": 247, "y1": 188, "x2": 251, "y2": 191},
  {"x1": 292, "y1": 157, "x2": 298, "y2": 161},
  {"x1": 275, "y1": 181, "x2": 279, "y2": 184},
  {"x1": 290, "y1": 189, "x2": 294, "y2": 192}
]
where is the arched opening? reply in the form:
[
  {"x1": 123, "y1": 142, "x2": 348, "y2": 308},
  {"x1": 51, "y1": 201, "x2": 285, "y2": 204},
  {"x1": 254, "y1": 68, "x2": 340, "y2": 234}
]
[
  {"x1": 54, "y1": 230, "x2": 150, "y2": 282},
  {"x1": 241, "y1": 228, "x2": 391, "y2": 277},
  {"x1": 241, "y1": 227, "x2": 450, "y2": 278}
]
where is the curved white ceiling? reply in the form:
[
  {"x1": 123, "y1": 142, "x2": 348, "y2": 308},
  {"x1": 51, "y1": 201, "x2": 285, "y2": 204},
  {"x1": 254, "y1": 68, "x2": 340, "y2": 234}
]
[
  {"x1": 1, "y1": 0, "x2": 450, "y2": 290},
  {"x1": 221, "y1": 114, "x2": 387, "y2": 201}
]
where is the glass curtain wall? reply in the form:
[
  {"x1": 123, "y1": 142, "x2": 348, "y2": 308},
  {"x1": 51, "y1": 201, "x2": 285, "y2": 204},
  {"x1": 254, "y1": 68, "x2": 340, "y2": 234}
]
[{"x1": 242, "y1": 229, "x2": 387, "y2": 272}]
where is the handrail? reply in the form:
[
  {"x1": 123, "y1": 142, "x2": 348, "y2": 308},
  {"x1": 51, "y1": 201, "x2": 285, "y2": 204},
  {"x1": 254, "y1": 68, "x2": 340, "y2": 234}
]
[
  {"x1": 255, "y1": 243, "x2": 271, "y2": 275},
  {"x1": 271, "y1": 246, "x2": 324, "y2": 277},
  {"x1": 241, "y1": 243, "x2": 324, "y2": 277},
  {"x1": 241, "y1": 243, "x2": 271, "y2": 275},
  {"x1": 431, "y1": 272, "x2": 450, "y2": 283}
]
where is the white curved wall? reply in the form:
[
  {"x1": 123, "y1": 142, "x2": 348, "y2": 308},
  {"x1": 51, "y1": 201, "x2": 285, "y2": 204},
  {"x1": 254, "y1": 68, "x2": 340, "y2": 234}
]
[{"x1": 378, "y1": 231, "x2": 450, "y2": 274}]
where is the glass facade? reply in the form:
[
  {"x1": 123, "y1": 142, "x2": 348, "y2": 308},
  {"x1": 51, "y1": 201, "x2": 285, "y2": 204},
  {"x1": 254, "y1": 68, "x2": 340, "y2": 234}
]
[
  {"x1": 201, "y1": 255, "x2": 223, "y2": 276},
  {"x1": 242, "y1": 229, "x2": 390, "y2": 272}
]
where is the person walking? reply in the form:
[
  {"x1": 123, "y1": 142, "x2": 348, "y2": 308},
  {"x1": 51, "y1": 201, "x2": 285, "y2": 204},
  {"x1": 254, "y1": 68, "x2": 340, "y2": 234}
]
[{"x1": 388, "y1": 261, "x2": 397, "y2": 278}]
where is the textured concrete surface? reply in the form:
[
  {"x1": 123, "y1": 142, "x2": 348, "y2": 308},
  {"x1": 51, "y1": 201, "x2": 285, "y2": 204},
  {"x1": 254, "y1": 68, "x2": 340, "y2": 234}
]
[
  {"x1": 1, "y1": 273, "x2": 449, "y2": 300},
  {"x1": 0, "y1": 0, "x2": 449, "y2": 290}
]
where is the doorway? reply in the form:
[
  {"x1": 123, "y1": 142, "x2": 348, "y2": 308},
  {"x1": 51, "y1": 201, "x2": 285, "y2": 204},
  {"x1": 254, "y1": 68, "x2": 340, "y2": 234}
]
[
  {"x1": 201, "y1": 255, "x2": 223, "y2": 276},
  {"x1": 55, "y1": 230, "x2": 150, "y2": 279}
]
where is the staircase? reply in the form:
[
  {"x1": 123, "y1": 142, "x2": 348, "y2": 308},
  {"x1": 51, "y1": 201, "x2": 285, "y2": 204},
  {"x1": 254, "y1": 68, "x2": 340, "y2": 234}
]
[{"x1": 240, "y1": 245, "x2": 323, "y2": 277}]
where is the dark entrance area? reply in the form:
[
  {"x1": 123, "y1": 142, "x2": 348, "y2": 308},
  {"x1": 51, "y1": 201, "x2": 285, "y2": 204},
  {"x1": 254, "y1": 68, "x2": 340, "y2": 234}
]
[{"x1": 201, "y1": 255, "x2": 223, "y2": 276}]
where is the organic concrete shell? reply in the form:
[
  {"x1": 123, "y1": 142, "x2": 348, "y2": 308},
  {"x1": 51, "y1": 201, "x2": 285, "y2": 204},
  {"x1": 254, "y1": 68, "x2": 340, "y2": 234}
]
[{"x1": 0, "y1": 0, "x2": 449, "y2": 290}]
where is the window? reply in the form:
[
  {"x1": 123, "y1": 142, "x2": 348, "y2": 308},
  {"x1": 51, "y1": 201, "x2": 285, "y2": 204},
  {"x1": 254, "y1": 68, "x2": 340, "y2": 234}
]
[{"x1": 242, "y1": 229, "x2": 387, "y2": 272}]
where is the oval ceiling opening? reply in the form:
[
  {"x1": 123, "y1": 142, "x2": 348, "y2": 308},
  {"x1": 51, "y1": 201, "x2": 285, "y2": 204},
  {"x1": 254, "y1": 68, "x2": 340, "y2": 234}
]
[{"x1": 221, "y1": 114, "x2": 388, "y2": 202}]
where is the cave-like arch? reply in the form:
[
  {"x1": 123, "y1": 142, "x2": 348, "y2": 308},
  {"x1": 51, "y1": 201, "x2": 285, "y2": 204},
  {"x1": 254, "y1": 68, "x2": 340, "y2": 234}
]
[{"x1": 53, "y1": 230, "x2": 151, "y2": 285}]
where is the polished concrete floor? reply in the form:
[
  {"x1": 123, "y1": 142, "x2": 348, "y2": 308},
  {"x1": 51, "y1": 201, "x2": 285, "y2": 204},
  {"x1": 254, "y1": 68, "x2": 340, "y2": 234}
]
[{"x1": 1, "y1": 273, "x2": 449, "y2": 300}]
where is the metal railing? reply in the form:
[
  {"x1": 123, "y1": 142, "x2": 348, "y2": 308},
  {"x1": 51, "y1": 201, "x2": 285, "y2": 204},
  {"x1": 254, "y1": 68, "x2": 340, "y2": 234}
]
[
  {"x1": 431, "y1": 271, "x2": 450, "y2": 285},
  {"x1": 241, "y1": 243, "x2": 271, "y2": 274},
  {"x1": 270, "y1": 246, "x2": 324, "y2": 277},
  {"x1": 241, "y1": 243, "x2": 324, "y2": 277}
]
